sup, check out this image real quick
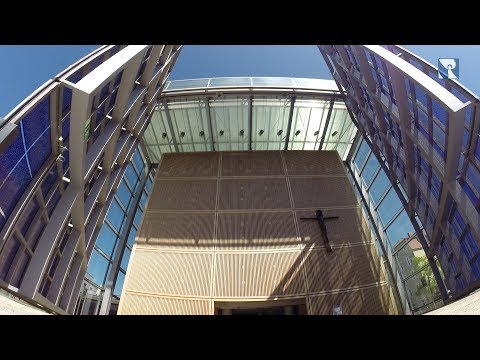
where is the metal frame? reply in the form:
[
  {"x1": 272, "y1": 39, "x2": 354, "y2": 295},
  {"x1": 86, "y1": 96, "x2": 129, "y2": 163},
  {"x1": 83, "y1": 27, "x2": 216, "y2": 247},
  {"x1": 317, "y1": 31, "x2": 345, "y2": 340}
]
[{"x1": 0, "y1": 45, "x2": 182, "y2": 314}]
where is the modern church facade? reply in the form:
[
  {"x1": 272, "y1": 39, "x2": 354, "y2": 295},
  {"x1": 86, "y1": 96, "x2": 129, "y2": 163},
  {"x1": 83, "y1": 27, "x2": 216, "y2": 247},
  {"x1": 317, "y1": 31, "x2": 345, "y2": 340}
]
[{"x1": 0, "y1": 45, "x2": 478, "y2": 315}]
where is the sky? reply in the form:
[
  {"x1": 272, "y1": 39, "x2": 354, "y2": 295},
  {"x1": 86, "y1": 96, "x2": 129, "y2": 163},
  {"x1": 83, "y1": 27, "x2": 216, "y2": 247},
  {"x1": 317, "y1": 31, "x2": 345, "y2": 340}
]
[{"x1": 1, "y1": 45, "x2": 480, "y2": 116}]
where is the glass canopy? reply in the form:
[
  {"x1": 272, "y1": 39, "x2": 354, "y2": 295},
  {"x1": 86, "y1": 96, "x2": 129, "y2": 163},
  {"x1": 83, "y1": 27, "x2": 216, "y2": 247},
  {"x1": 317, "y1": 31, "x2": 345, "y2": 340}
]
[{"x1": 142, "y1": 77, "x2": 356, "y2": 162}]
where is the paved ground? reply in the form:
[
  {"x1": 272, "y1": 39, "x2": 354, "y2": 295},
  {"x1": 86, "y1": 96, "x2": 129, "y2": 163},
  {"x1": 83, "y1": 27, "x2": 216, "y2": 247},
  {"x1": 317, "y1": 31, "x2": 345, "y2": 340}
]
[
  {"x1": 427, "y1": 289, "x2": 480, "y2": 315},
  {"x1": 0, "y1": 289, "x2": 49, "y2": 315}
]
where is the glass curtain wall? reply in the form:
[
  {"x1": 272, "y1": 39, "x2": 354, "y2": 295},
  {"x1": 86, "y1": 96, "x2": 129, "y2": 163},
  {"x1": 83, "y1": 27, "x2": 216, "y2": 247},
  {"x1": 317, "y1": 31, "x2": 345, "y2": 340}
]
[
  {"x1": 348, "y1": 138, "x2": 445, "y2": 314},
  {"x1": 74, "y1": 146, "x2": 153, "y2": 315}
]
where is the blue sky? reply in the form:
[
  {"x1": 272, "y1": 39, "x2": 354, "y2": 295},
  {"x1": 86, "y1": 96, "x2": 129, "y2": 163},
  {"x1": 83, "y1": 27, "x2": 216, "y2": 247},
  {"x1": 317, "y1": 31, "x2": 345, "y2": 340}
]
[{"x1": 1, "y1": 45, "x2": 479, "y2": 116}]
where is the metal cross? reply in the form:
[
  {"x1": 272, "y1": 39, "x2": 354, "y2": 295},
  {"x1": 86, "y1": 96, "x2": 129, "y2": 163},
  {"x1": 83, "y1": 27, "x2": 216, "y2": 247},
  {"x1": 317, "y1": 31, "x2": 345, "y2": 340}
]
[{"x1": 300, "y1": 210, "x2": 339, "y2": 254}]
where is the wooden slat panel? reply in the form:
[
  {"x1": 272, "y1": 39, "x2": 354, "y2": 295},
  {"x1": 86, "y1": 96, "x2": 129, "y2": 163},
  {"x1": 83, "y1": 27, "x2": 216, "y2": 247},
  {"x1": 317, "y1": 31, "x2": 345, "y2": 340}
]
[
  {"x1": 158, "y1": 152, "x2": 219, "y2": 178},
  {"x1": 221, "y1": 151, "x2": 284, "y2": 177}
]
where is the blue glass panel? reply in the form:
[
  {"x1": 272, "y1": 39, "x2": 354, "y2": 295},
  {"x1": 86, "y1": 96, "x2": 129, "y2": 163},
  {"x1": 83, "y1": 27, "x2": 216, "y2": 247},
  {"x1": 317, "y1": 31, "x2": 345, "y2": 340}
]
[
  {"x1": 17, "y1": 197, "x2": 39, "y2": 236},
  {"x1": 0, "y1": 158, "x2": 31, "y2": 221},
  {"x1": 21, "y1": 96, "x2": 50, "y2": 149},
  {"x1": 417, "y1": 108, "x2": 429, "y2": 130},
  {"x1": 465, "y1": 231, "x2": 479, "y2": 256},
  {"x1": 67, "y1": 70, "x2": 82, "y2": 84},
  {"x1": 127, "y1": 228, "x2": 137, "y2": 248},
  {"x1": 113, "y1": 271, "x2": 125, "y2": 297},
  {"x1": 0, "y1": 131, "x2": 25, "y2": 186},
  {"x1": 133, "y1": 208, "x2": 143, "y2": 228},
  {"x1": 377, "y1": 188, "x2": 402, "y2": 226},
  {"x1": 432, "y1": 99, "x2": 447, "y2": 125},
  {"x1": 86, "y1": 249, "x2": 110, "y2": 286},
  {"x1": 386, "y1": 211, "x2": 415, "y2": 247},
  {"x1": 414, "y1": 84, "x2": 428, "y2": 107},
  {"x1": 106, "y1": 199, "x2": 125, "y2": 232},
  {"x1": 96, "y1": 103, "x2": 105, "y2": 123},
  {"x1": 462, "y1": 182, "x2": 478, "y2": 206},
  {"x1": 140, "y1": 191, "x2": 148, "y2": 209},
  {"x1": 96, "y1": 224, "x2": 118, "y2": 258},
  {"x1": 476, "y1": 134, "x2": 480, "y2": 161},
  {"x1": 465, "y1": 106, "x2": 473, "y2": 127},
  {"x1": 89, "y1": 56, "x2": 103, "y2": 72},
  {"x1": 353, "y1": 140, "x2": 370, "y2": 169},
  {"x1": 369, "y1": 170, "x2": 390, "y2": 205},
  {"x1": 433, "y1": 142, "x2": 445, "y2": 159},
  {"x1": 120, "y1": 248, "x2": 131, "y2": 271},
  {"x1": 27, "y1": 128, "x2": 51, "y2": 177},
  {"x1": 466, "y1": 163, "x2": 480, "y2": 193},
  {"x1": 116, "y1": 179, "x2": 132, "y2": 209},
  {"x1": 108, "y1": 89, "x2": 118, "y2": 112},
  {"x1": 62, "y1": 114, "x2": 70, "y2": 141},
  {"x1": 432, "y1": 122, "x2": 445, "y2": 146},
  {"x1": 133, "y1": 150, "x2": 144, "y2": 174},
  {"x1": 100, "y1": 83, "x2": 110, "y2": 102},
  {"x1": 62, "y1": 87, "x2": 72, "y2": 113},
  {"x1": 145, "y1": 177, "x2": 153, "y2": 193},
  {"x1": 125, "y1": 164, "x2": 138, "y2": 192},
  {"x1": 462, "y1": 128, "x2": 470, "y2": 151},
  {"x1": 361, "y1": 153, "x2": 379, "y2": 187}
]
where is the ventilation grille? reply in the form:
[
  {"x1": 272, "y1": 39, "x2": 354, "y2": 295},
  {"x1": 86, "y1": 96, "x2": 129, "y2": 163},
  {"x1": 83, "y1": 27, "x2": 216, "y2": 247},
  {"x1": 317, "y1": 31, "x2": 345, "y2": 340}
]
[
  {"x1": 120, "y1": 293, "x2": 211, "y2": 315},
  {"x1": 219, "y1": 178, "x2": 290, "y2": 210},
  {"x1": 150, "y1": 179, "x2": 217, "y2": 210},
  {"x1": 127, "y1": 250, "x2": 212, "y2": 297},
  {"x1": 290, "y1": 177, "x2": 357, "y2": 208},
  {"x1": 158, "y1": 152, "x2": 219, "y2": 177},
  {"x1": 216, "y1": 212, "x2": 298, "y2": 250},
  {"x1": 138, "y1": 212, "x2": 215, "y2": 250},
  {"x1": 282, "y1": 150, "x2": 345, "y2": 176},
  {"x1": 221, "y1": 151, "x2": 284, "y2": 177},
  {"x1": 214, "y1": 251, "x2": 306, "y2": 297}
]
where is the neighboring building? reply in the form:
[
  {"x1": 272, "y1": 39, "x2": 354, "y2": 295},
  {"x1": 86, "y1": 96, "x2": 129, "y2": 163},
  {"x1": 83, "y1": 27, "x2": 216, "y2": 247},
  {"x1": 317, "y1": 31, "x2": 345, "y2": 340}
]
[{"x1": 0, "y1": 45, "x2": 478, "y2": 315}]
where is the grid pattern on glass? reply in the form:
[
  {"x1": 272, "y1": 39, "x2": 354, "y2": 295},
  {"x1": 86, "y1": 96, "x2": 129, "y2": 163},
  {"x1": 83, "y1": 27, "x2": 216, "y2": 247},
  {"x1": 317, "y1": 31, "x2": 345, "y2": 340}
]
[
  {"x1": 0, "y1": 95, "x2": 52, "y2": 232},
  {"x1": 165, "y1": 77, "x2": 338, "y2": 91},
  {"x1": 86, "y1": 147, "x2": 150, "y2": 293},
  {"x1": 349, "y1": 137, "x2": 443, "y2": 313},
  {"x1": 321, "y1": 45, "x2": 480, "y2": 301},
  {"x1": 144, "y1": 92, "x2": 356, "y2": 161}
]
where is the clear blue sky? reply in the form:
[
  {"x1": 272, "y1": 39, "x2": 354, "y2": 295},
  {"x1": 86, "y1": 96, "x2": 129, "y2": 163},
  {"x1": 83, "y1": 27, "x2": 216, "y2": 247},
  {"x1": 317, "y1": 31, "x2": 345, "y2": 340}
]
[{"x1": 1, "y1": 45, "x2": 480, "y2": 116}]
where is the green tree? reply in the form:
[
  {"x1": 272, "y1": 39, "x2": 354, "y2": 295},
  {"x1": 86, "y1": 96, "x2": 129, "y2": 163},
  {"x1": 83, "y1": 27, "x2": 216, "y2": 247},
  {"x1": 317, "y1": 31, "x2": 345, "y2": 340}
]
[{"x1": 412, "y1": 255, "x2": 439, "y2": 298}]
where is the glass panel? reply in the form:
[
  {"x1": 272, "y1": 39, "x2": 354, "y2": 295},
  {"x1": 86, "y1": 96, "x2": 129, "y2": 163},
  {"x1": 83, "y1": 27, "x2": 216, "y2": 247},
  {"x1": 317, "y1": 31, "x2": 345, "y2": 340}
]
[
  {"x1": 361, "y1": 153, "x2": 379, "y2": 187},
  {"x1": 386, "y1": 210, "x2": 415, "y2": 247},
  {"x1": 124, "y1": 164, "x2": 139, "y2": 192},
  {"x1": 251, "y1": 77, "x2": 293, "y2": 87},
  {"x1": 404, "y1": 265, "x2": 441, "y2": 312},
  {"x1": 377, "y1": 188, "x2": 402, "y2": 226},
  {"x1": 86, "y1": 249, "x2": 110, "y2": 286},
  {"x1": 133, "y1": 208, "x2": 143, "y2": 228},
  {"x1": 209, "y1": 77, "x2": 251, "y2": 87},
  {"x1": 116, "y1": 179, "x2": 132, "y2": 210},
  {"x1": 106, "y1": 199, "x2": 125, "y2": 232},
  {"x1": 369, "y1": 170, "x2": 390, "y2": 205},
  {"x1": 113, "y1": 271, "x2": 125, "y2": 297},
  {"x1": 353, "y1": 140, "x2": 370, "y2": 169},
  {"x1": 120, "y1": 248, "x2": 131, "y2": 272},
  {"x1": 166, "y1": 79, "x2": 210, "y2": 90},
  {"x1": 210, "y1": 97, "x2": 249, "y2": 151},
  {"x1": 127, "y1": 228, "x2": 137, "y2": 248},
  {"x1": 96, "y1": 224, "x2": 118, "y2": 258}
]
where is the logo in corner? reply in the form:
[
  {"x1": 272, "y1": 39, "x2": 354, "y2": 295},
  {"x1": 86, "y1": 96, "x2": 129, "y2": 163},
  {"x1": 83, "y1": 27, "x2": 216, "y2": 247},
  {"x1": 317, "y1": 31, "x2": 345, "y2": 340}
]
[{"x1": 438, "y1": 58, "x2": 459, "y2": 79}]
